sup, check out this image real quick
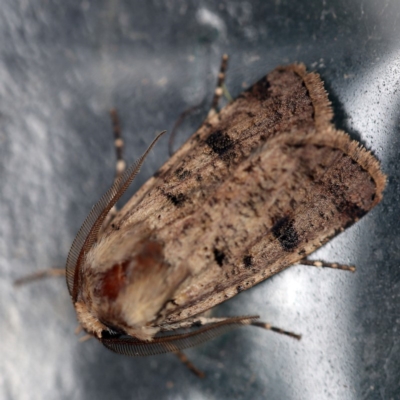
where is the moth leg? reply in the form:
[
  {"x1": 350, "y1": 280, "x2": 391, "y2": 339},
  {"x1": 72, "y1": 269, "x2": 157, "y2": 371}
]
[
  {"x1": 207, "y1": 53, "x2": 229, "y2": 118},
  {"x1": 174, "y1": 350, "x2": 205, "y2": 378},
  {"x1": 186, "y1": 317, "x2": 302, "y2": 340},
  {"x1": 160, "y1": 315, "x2": 300, "y2": 340},
  {"x1": 75, "y1": 324, "x2": 83, "y2": 335},
  {"x1": 14, "y1": 267, "x2": 65, "y2": 286},
  {"x1": 78, "y1": 334, "x2": 93, "y2": 343},
  {"x1": 99, "y1": 108, "x2": 127, "y2": 234},
  {"x1": 109, "y1": 108, "x2": 126, "y2": 182},
  {"x1": 74, "y1": 324, "x2": 94, "y2": 342},
  {"x1": 250, "y1": 321, "x2": 301, "y2": 340},
  {"x1": 168, "y1": 54, "x2": 229, "y2": 155},
  {"x1": 158, "y1": 316, "x2": 242, "y2": 332},
  {"x1": 168, "y1": 103, "x2": 205, "y2": 155},
  {"x1": 299, "y1": 258, "x2": 356, "y2": 272}
]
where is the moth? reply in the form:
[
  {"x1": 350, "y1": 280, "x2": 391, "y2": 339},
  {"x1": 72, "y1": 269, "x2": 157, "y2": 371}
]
[{"x1": 18, "y1": 56, "x2": 386, "y2": 368}]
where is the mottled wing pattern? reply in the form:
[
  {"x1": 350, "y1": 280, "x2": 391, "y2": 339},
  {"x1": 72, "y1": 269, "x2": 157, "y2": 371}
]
[
  {"x1": 105, "y1": 65, "x2": 384, "y2": 326},
  {"x1": 112, "y1": 65, "x2": 327, "y2": 234},
  {"x1": 156, "y1": 127, "x2": 384, "y2": 324}
]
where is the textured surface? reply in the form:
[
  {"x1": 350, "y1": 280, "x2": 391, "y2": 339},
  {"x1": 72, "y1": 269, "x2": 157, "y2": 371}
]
[
  {"x1": 76, "y1": 65, "x2": 385, "y2": 347},
  {"x1": 1, "y1": 1, "x2": 400, "y2": 400}
]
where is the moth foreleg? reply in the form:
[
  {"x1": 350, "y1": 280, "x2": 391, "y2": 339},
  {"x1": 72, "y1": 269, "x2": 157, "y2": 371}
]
[
  {"x1": 99, "y1": 108, "x2": 127, "y2": 235},
  {"x1": 14, "y1": 267, "x2": 65, "y2": 286},
  {"x1": 174, "y1": 350, "x2": 205, "y2": 378},
  {"x1": 299, "y1": 258, "x2": 356, "y2": 272},
  {"x1": 207, "y1": 53, "x2": 229, "y2": 118},
  {"x1": 109, "y1": 108, "x2": 126, "y2": 182}
]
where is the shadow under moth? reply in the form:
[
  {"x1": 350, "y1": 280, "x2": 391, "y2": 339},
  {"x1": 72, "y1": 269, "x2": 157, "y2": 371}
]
[{"x1": 17, "y1": 57, "x2": 386, "y2": 374}]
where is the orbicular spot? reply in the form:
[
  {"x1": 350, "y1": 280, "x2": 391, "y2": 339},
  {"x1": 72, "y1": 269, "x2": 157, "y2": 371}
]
[
  {"x1": 205, "y1": 130, "x2": 234, "y2": 156},
  {"x1": 165, "y1": 192, "x2": 187, "y2": 207},
  {"x1": 175, "y1": 167, "x2": 191, "y2": 180},
  {"x1": 272, "y1": 216, "x2": 299, "y2": 251},
  {"x1": 243, "y1": 255, "x2": 253, "y2": 269},
  {"x1": 213, "y1": 247, "x2": 226, "y2": 267}
]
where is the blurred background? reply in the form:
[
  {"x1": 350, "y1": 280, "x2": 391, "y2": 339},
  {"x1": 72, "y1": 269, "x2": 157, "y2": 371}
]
[{"x1": 1, "y1": 1, "x2": 399, "y2": 399}]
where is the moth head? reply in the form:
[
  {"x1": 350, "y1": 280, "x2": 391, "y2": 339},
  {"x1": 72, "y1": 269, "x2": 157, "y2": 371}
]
[{"x1": 80, "y1": 234, "x2": 179, "y2": 339}]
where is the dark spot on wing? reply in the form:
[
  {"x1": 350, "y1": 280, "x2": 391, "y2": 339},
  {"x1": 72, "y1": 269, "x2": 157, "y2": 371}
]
[
  {"x1": 336, "y1": 200, "x2": 366, "y2": 221},
  {"x1": 165, "y1": 192, "x2": 187, "y2": 207},
  {"x1": 205, "y1": 130, "x2": 234, "y2": 156},
  {"x1": 175, "y1": 167, "x2": 191, "y2": 180},
  {"x1": 329, "y1": 183, "x2": 368, "y2": 221},
  {"x1": 213, "y1": 248, "x2": 226, "y2": 267},
  {"x1": 243, "y1": 255, "x2": 253, "y2": 268},
  {"x1": 237, "y1": 285, "x2": 244, "y2": 293},
  {"x1": 272, "y1": 216, "x2": 299, "y2": 251},
  {"x1": 244, "y1": 164, "x2": 254, "y2": 173}
]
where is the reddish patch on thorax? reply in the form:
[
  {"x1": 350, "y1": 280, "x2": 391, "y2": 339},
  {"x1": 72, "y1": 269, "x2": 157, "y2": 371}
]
[
  {"x1": 97, "y1": 260, "x2": 129, "y2": 301},
  {"x1": 95, "y1": 240, "x2": 166, "y2": 301}
]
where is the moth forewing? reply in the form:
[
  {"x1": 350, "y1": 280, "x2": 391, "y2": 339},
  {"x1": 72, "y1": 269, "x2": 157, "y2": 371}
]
[{"x1": 68, "y1": 63, "x2": 385, "y2": 356}]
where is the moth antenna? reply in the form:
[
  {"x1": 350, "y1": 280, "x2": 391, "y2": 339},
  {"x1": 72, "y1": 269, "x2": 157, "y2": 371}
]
[
  {"x1": 101, "y1": 316, "x2": 259, "y2": 357},
  {"x1": 65, "y1": 130, "x2": 166, "y2": 300}
]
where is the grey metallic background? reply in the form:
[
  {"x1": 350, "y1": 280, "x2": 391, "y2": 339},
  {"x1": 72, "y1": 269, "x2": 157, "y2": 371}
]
[{"x1": 1, "y1": 1, "x2": 399, "y2": 399}]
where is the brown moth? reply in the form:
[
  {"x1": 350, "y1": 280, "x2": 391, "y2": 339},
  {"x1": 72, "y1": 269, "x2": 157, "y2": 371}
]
[{"x1": 58, "y1": 61, "x2": 386, "y2": 359}]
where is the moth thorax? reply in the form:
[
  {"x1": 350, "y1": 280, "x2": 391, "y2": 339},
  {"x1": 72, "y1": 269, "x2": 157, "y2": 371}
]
[
  {"x1": 81, "y1": 238, "x2": 184, "y2": 340},
  {"x1": 95, "y1": 259, "x2": 130, "y2": 301}
]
